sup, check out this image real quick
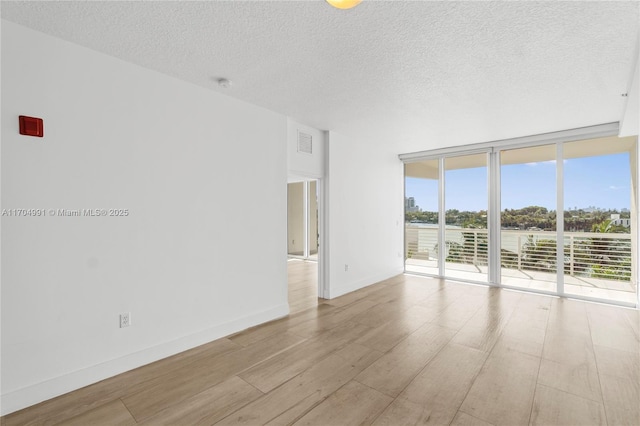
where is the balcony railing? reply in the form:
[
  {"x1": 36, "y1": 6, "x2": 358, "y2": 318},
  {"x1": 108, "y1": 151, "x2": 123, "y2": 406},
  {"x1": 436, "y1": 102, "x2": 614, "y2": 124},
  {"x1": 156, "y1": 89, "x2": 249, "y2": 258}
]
[{"x1": 405, "y1": 225, "x2": 632, "y2": 281}]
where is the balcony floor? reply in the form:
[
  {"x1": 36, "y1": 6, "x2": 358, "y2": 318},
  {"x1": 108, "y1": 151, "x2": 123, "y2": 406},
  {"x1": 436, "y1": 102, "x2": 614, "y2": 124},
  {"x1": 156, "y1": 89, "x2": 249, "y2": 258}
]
[{"x1": 406, "y1": 259, "x2": 637, "y2": 305}]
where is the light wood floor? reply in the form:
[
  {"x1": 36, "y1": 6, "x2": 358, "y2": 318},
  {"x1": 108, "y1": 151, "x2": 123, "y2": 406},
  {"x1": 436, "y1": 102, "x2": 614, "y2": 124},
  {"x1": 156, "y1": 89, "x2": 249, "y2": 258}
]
[
  {"x1": 287, "y1": 259, "x2": 319, "y2": 315},
  {"x1": 3, "y1": 262, "x2": 639, "y2": 426}
]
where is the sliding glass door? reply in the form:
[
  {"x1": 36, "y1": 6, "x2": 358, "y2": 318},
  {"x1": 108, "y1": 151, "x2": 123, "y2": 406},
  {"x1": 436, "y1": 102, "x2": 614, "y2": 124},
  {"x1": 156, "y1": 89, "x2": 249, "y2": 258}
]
[
  {"x1": 444, "y1": 154, "x2": 488, "y2": 282},
  {"x1": 403, "y1": 131, "x2": 638, "y2": 308},
  {"x1": 562, "y1": 138, "x2": 636, "y2": 304},
  {"x1": 499, "y1": 145, "x2": 557, "y2": 293},
  {"x1": 405, "y1": 160, "x2": 439, "y2": 275}
]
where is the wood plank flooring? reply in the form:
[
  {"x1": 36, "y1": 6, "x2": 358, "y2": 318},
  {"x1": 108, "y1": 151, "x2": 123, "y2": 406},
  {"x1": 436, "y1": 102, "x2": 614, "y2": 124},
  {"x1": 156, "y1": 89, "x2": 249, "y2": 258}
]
[{"x1": 2, "y1": 260, "x2": 639, "y2": 425}]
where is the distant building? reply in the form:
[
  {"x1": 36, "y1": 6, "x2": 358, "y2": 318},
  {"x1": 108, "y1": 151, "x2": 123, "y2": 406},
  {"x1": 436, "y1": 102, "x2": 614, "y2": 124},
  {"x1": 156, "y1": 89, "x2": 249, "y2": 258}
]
[
  {"x1": 406, "y1": 197, "x2": 415, "y2": 208},
  {"x1": 405, "y1": 197, "x2": 421, "y2": 212},
  {"x1": 611, "y1": 213, "x2": 630, "y2": 228}
]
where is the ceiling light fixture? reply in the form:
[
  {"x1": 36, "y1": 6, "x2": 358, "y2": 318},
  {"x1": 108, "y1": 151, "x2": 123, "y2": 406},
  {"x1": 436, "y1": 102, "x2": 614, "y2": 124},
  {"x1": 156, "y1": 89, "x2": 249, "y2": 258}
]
[{"x1": 326, "y1": 0, "x2": 362, "y2": 10}]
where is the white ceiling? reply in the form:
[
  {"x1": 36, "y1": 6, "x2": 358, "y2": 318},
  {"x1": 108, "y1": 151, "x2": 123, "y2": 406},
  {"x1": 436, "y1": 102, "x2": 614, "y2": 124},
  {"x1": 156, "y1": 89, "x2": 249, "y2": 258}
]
[{"x1": 2, "y1": 1, "x2": 638, "y2": 154}]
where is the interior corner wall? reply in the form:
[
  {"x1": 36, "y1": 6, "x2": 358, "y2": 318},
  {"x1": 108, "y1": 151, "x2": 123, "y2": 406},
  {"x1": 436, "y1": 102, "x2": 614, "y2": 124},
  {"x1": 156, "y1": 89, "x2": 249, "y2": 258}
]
[
  {"x1": 326, "y1": 131, "x2": 405, "y2": 298},
  {"x1": 1, "y1": 21, "x2": 288, "y2": 415}
]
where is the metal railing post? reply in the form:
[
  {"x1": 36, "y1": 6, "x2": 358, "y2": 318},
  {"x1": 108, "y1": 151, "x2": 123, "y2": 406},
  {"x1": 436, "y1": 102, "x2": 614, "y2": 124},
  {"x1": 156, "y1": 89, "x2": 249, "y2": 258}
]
[
  {"x1": 570, "y1": 235, "x2": 574, "y2": 276},
  {"x1": 474, "y1": 229, "x2": 478, "y2": 265},
  {"x1": 517, "y1": 234, "x2": 522, "y2": 271}
]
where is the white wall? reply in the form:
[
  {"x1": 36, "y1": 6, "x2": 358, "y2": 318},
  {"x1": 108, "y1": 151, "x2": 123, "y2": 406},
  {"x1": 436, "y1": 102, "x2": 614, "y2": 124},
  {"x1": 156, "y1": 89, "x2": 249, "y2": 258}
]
[
  {"x1": 326, "y1": 131, "x2": 405, "y2": 298},
  {"x1": 1, "y1": 21, "x2": 288, "y2": 414}
]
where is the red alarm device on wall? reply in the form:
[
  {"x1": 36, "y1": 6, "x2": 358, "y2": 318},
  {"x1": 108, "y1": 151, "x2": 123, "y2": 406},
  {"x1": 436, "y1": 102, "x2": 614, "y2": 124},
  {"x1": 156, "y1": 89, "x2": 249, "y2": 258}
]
[{"x1": 19, "y1": 115, "x2": 44, "y2": 137}]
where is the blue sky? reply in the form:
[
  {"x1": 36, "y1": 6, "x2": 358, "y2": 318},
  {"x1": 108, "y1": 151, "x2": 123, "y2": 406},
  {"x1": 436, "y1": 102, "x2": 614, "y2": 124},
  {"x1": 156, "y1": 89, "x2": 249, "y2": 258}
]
[{"x1": 406, "y1": 153, "x2": 631, "y2": 212}]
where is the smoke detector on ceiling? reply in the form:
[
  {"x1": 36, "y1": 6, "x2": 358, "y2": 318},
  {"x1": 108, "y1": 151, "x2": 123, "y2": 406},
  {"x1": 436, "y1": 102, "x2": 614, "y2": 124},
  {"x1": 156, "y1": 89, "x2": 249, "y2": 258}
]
[{"x1": 217, "y1": 78, "x2": 232, "y2": 89}]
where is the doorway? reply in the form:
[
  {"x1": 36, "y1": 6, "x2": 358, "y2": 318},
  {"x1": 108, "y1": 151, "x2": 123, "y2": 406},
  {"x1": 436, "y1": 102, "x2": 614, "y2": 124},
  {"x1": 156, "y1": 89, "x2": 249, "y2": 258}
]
[
  {"x1": 287, "y1": 180, "x2": 318, "y2": 260},
  {"x1": 287, "y1": 179, "x2": 321, "y2": 313}
]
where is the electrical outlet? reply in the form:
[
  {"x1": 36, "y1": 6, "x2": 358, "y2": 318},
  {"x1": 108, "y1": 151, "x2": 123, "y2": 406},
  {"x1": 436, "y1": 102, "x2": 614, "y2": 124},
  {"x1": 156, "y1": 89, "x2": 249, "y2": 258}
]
[
  {"x1": 345, "y1": 264, "x2": 349, "y2": 272},
  {"x1": 120, "y1": 312, "x2": 131, "y2": 328}
]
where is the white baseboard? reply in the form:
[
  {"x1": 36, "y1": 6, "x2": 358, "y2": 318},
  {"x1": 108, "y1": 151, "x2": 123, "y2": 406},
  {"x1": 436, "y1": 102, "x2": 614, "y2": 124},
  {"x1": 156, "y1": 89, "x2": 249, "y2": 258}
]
[
  {"x1": 0, "y1": 303, "x2": 289, "y2": 416},
  {"x1": 329, "y1": 268, "x2": 404, "y2": 299}
]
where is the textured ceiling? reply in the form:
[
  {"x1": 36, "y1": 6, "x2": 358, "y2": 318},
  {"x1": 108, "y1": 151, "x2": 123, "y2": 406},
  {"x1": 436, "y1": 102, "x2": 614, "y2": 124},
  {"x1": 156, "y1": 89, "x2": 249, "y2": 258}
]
[{"x1": 2, "y1": 1, "x2": 638, "y2": 153}]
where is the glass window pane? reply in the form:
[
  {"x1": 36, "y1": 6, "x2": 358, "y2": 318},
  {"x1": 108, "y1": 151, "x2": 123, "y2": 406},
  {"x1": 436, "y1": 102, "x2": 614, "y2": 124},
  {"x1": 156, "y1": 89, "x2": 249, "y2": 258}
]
[
  {"x1": 444, "y1": 153, "x2": 488, "y2": 282},
  {"x1": 563, "y1": 137, "x2": 636, "y2": 304},
  {"x1": 500, "y1": 145, "x2": 557, "y2": 292},
  {"x1": 405, "y1": 160, "x2": 439, "y2": 275}
]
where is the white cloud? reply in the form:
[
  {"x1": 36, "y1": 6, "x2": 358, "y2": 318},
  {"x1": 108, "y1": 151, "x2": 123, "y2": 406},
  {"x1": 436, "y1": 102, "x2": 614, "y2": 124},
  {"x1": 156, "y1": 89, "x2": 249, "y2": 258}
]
[{"x1": 524, "y1": 160, "x2": 566, "y2": 167}]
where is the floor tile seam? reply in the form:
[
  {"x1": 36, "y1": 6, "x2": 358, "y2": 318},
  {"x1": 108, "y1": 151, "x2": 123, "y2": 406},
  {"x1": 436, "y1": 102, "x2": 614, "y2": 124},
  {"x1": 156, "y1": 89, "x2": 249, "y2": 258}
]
[
  {"x1": 533, "y1": 383, "x2": 608, "y2": 416},
  {"x1": 594, "y1": 356, "x2": 640, "y2": 382},
  {"x1": 621, "y1": 312, "x2": 640, "y2": 341},
  {"x1": 223, "y1": 375, "x2": 300, "y2": 426},
  {"x1": 255, "y1": 341, "x2": 388, "y2": 424},
  {"x1": 103, "y1": 341, "x2": 244, "y2": 403},
  {"x1": 446, "y1": 349, "x2": 493, "y2": 426},
  {"x1": 124, "y1": 373, "x2": 265, "y2": 424},
  {"x1": 587, "y1": 341, "x2": 640, "y2": 355},
  {"x1": 451, "y1": 409, "x2": 496, "y2": 426},
  {"x1": 347, "y1": 378, "x2": 397, "y2": 410},
  {"x1": 449, "y1": 305, "x2": 529, "y2": 426},
  {"x1": 451, "y1": 303, "x2": 518, "y2": 356},
  {"x1": 234, "y1": 335, "x2": 312, "y2": 379},
  {"x1": 125, "y1": 335, "x2": 309, "y2": 418},
  {"x1": 119, "y1": 396, "x2": 144, "y2": 424},
  {"x1": 588, "y1": 305, "x2": 612, "y2": 426},
  {"x1": 239, "y1": 337, "x2": 365, "y2": 394},
  {"x1": 348, "y1": 380, "x2": 396, "y2": 425},
  {"x1": 279, "y1": 394, "x2": 332, "y2": 426},
  {"x1": 373, "y1": 329, "x2": 460, "y2": 405},
  {"x1": 527, "y1": 300, "x2": 551, "y2": 426},
  {"x1": 209, "y1": 380, "x2": 277, "y2": 425}
]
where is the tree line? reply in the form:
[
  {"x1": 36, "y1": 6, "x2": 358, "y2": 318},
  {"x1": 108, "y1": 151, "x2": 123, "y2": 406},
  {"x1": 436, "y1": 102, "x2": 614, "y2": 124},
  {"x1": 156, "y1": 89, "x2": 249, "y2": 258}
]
[{"x1": 406, "y1": 206, "x2": 630, "y2": 233}]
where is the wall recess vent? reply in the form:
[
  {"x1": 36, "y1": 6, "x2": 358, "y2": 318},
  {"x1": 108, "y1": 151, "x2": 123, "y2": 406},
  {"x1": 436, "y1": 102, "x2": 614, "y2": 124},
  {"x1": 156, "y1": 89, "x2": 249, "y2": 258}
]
[{"x1": 297, "y1": 131, "x2": 313, "y2": 154}]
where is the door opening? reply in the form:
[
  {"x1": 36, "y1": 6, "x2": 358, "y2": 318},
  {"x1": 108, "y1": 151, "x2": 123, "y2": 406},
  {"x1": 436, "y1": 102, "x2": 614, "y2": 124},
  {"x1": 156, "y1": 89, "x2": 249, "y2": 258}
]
[
  {"x1": 287, "y1": 180, "x2": 318, "y2": 260},
  {"x1": 287, "y1": 179, "x2": 321, "y2": 313}
]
